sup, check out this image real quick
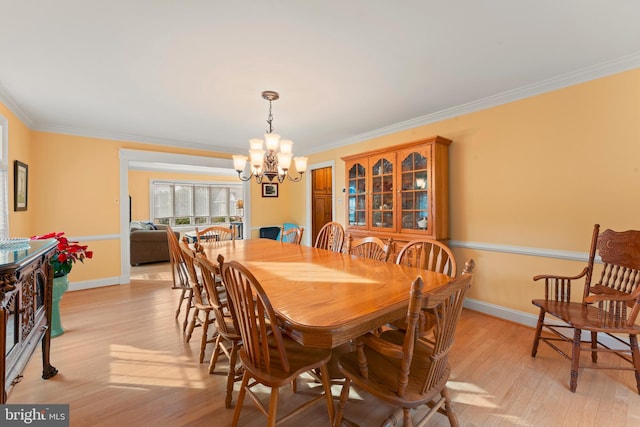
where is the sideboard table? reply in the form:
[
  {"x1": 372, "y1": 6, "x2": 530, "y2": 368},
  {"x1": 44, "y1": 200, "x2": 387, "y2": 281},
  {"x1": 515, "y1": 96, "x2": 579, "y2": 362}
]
[{"x1": 0, "y1": 238, "x2": 58, "y2": 403}]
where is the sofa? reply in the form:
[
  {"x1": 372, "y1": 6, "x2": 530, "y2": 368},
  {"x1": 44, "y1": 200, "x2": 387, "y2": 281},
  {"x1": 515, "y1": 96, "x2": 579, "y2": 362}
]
[{"x1": 130, "y1": 222, "x2": 179, "y2": 266}]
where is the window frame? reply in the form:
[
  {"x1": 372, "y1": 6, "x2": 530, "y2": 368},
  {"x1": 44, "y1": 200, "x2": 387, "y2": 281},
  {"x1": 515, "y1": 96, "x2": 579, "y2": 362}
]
[{"x1": 150, "y1": 179, "x2": 243, "y2": 228}]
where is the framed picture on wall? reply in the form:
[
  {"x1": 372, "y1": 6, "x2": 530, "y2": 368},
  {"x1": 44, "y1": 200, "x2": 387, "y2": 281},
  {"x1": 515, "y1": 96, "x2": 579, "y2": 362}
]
[
  {"x1": 14, "y1": 160, "x2": 28, "y2": 211},
  {"x1": 262, "y1": 182, "x2": 278, "y2": 198}
]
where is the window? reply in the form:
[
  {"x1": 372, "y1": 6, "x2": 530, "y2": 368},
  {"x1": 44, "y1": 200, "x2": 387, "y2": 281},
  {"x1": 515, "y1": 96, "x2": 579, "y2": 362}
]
[
  {"x1": 0, "y1": 116, "x2": 8, "y2": 239},
  {"x1": 151, "y1": 180, "x2": 242, "y2": 227}
]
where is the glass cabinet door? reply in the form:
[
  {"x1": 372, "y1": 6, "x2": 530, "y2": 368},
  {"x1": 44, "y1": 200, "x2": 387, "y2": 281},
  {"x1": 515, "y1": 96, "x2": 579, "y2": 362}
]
[
  {"x1": 398, "y1": 146, "x2": 431, "y2": 232},
  {"x1": 369, "y1": 154, "x2": 394, "y2": 230},
  {"x1": 344, "y1": 136, "x2": 449, "y2": 240},
  {"x1": 346, "y1": 161, "x2": 367, "y2": 227}
]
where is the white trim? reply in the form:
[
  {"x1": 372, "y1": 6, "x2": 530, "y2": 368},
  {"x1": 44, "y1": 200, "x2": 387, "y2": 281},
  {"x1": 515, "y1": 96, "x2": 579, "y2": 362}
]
[
  {"x1": 119, "y1": 153, "x2": 130, "y2": 283},
  {"x1": 150, "y1": 178, "x2": 241, "y2": 186},
  {"x1": 130, "y1": 161, "x2": 237, "y2": 176},
  {"x1": 0, "y1": 83, "x2": 34, "y2": 129},
  {"x1": 306, "y1": 53, "x2": 640, "y2": 155},
  {"x1": 0, "y1": 114, "x2": 8, "y2": 239},
  {"x1": 464, "y1": 298, "x2": 539, "y2": 328},
  {"x1": 35, "y1": 124, "x2": 230, "y2": 154},
  {"x1": 67, "y1": 233, "x2": 119, "y2": 242},
  {"x1": 68, "y1": 276, "x2": 120, "y2": 292},
  {"x1": 241, "y1": 181, "x2": 251, "y2": 240},
  {"x1": 304, "y1": 160, "x2": 336, "y2": 247},
  {"x1": 120, "y1": 149, "x2": 233, "y2": 169},
  {"x1": 0, "y1": 114, "x2": 7, "y2": 166},
  {"x1": 448, "y1": 240, "x2": 595, "y2": 262},
  {"x1": 0, "y1": 54, "x2": 638, "y2": 157}
]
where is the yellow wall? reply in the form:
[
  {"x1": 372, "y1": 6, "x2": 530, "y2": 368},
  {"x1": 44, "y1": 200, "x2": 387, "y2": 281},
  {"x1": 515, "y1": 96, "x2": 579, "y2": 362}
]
[
  {"x1": 295, "y1": 68, "x2": 640, "y2": 315},
  {"x1": 3, "y1": 68, "x2": 639, "y2": 319},
  {"x1": 1, "y1": 102, "x2": 34, "y2": 238},
  {"x1": 3, "y1": 117, "x2": 233, "y2": 284},
  {"x1": 246, "y1": 179, "x2": 304, "y2": 239}
]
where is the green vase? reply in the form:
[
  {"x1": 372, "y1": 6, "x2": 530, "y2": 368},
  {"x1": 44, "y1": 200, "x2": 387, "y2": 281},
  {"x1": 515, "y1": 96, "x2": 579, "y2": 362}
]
[{"x1": 51, "y1": 274, "x2": 69, "y2": 338}]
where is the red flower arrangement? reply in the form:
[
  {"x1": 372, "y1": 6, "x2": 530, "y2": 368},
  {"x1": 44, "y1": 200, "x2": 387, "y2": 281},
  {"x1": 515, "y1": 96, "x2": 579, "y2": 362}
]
[{"x1": 31, "y1": 232, "x2": 93, "y2": 277}]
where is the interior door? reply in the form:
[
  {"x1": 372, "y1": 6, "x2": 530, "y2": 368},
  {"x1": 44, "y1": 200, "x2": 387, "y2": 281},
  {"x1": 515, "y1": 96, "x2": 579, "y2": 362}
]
[{"x1": 311, "y1": 167, "x2": 333, "y2": 244}]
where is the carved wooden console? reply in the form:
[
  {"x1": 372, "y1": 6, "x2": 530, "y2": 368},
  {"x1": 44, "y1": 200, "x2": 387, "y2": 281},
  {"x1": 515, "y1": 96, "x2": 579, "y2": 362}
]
[{"x1": 0, "y1": 239, "x2": 58, "y2": 403}]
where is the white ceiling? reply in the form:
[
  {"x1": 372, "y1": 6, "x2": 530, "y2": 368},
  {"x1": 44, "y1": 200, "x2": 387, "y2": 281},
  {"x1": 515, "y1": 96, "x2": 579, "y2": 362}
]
[{"x1": 1, "y1": 1, "x2": 639, "y2": 158}]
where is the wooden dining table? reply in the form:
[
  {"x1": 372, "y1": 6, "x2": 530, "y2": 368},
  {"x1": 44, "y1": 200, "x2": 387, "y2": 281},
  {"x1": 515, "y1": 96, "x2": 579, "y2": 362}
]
[{"x1": 199, "y1": 238, "x2": 452, "y2": 349}]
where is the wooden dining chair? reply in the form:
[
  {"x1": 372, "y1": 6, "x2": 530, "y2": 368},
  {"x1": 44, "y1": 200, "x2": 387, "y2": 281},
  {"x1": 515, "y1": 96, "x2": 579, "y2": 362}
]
[
  {"x1": 195, "y1": 225, "x2": 235, "y2": 244},
  {"x1": 392, "y1": 239, "x2": 457, "y2": 336},
  {"x1": 396, "y1": 239, "x2": 457, "y2": 278},
  {"x1": 314, "y1": 221, "x2": 345, "y2": 253},
  {"x1": 194, "y1": 252, "x2": 243, "y2": 408},
  {"x1": 179, "y1": 239, "x2": 216, "y2": 363},
  {"x1": 531, "y1": 224, "x2": 640, "y2": 393},
  {"x1": 334, "y1": 264, "x2": 473, "y2": 427},
  {"x1": 220, "y1": 259, "x2": 335, "y2": 426},
  {"x1": 166, "y1": 225, "x2": 193, "y2": 332},
  {"x1": 345, "y1": 234, "x2": 393, "y2": 262},
  {"x1": 280, "y1": 226, "x2": 304, "y2": 244}
]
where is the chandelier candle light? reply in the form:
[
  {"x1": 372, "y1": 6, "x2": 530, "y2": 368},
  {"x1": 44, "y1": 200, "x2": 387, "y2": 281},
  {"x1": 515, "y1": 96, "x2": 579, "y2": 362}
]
[{"x1": 232, "y1": 91, "x2": 308, "y2": 183}]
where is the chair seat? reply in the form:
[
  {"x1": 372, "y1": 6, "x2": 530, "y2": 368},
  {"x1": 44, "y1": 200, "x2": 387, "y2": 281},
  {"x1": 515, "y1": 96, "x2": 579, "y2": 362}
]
[
  {"x1": 389, "y1": 310, "x2": 437, "y2": 337},
  {"x1": 532, "y1": 299, "x2": 640, "y2": 334},
  {"x1": 218, "y1": 315, "x2": 241, "y2": 340},
  {"x1": 239, "y1": 334, "x2": 332, "y2": 388},
  {"x1": 339, "y1": 330, "x2": 446, "y2": 407}
]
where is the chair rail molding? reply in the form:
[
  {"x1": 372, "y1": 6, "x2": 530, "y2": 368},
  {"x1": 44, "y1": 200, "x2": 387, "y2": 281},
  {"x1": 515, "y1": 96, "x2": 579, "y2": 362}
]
[{"x1": 448, "y1": 239, "x2": 600, "y2": 263}]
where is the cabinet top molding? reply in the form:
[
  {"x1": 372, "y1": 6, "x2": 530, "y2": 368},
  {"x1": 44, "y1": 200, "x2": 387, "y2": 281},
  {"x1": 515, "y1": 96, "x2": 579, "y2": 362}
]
[{"x1": 341, "y1": 135, "x2": 452, "y2": 161}]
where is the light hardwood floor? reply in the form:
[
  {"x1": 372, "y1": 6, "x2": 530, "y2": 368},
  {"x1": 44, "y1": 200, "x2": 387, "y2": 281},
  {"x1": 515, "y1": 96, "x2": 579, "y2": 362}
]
[{"x1": 8, "y1": 262, "x2": 640, "y2": 426}]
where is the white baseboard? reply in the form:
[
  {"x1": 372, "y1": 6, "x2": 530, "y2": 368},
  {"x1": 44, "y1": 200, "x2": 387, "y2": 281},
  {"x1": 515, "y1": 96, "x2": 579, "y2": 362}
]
[
  {"x1": 464, "y1": 298, "x2": 539, "y2": 327},
  {"x1": 68, "y1": 276, "x2": 121, "y2": 292}
]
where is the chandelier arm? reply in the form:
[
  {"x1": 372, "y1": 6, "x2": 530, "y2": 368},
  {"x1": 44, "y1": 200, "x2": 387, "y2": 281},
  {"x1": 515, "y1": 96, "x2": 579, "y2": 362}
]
[
  {"x1": 236, "y1": 171, "x2": 254, "y2": 182},
  {"x1": 286, "y1": 171, "x2": 305, "y2": 182}
]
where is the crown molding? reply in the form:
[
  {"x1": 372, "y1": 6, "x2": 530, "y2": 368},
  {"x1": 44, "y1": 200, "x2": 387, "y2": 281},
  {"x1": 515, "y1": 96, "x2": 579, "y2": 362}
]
[
  {"x1": 33, "y1": 123, "x2": 234, "y2": 154},
  {"x1": 0, "y1": 83, "x2": 35, "y2": 129},
  {"x1": 309, "y1": 52, "x2": 640, "y2": 155},
  {"x1": 1, "y1": 52, "x2": 639, "y2": 154}
]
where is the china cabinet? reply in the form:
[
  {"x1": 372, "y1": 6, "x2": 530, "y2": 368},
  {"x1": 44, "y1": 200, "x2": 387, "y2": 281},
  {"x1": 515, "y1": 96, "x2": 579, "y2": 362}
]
[
  {"x1": 0, "y1": 239, "x2": 58, "y2": 402},
  {"x1": 342, "y1": 136, "x2": 451, "y2": 251}
]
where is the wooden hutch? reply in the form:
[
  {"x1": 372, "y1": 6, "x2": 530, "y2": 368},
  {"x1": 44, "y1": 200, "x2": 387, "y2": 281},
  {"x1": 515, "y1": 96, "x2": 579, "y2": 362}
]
[{"x1": 342, "y1": 135, "x2": 451, "y2": 256}]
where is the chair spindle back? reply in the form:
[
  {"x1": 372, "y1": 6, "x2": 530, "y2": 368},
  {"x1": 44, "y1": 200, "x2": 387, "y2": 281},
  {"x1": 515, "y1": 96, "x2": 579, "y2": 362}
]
[
  {"x1": 314, "y1": 221, "x2": 345, "y2": 253},
  {"x1": 396, "y1": 239, "x2": 456, "y2": 278},
  {"x1": 220, "y1": 259, "x2": 290, "y2": 374}
]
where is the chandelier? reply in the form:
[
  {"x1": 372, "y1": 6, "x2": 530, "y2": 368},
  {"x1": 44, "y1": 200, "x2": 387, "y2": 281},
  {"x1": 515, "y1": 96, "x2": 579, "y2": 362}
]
[{"x1": 232, "y1": 91, "x2": 308, "y2": 183}]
